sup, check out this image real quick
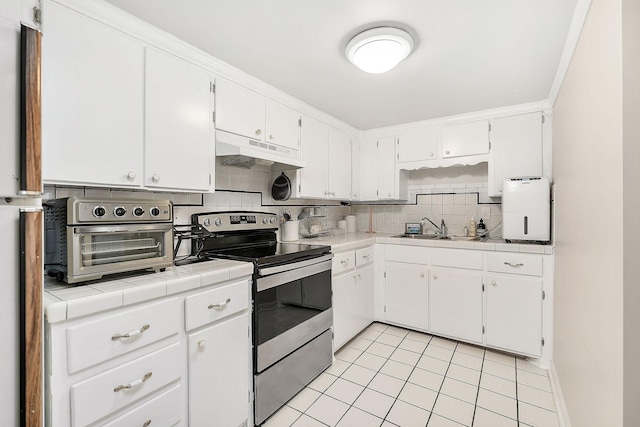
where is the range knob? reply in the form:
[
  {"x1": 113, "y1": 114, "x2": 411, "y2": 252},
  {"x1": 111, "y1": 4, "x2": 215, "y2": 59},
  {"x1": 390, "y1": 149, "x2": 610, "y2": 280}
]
[
  {"x1": 149, "y1": 207, "x2": 161, "y2": 217},
  {"x1": 269, "y1": 217, "x2": 277, "y2": 224},
  {"x1": 203, "y1": 218, "x2": 211, "y2": 227},
  {"x1": 93, "y1": 206, "x2": 107, "y2": 218},
  {"x1": 262, "y1": 217, "x2": 269, "y2": 224},
  {"x1": 133, "y1": 206, "x2": 145, "y2": 217},
  {"x1": 114, "y1": 206, "x2": 127, "y2": 217},
  {"x1": 214, "y1": 218, "x2": 222, "y2": 227}
]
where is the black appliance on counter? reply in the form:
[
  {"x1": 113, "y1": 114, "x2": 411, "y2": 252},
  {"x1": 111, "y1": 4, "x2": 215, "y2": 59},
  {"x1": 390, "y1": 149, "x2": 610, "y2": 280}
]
[{"x1": 187, "y1": 211, "x2": 333, "y2": 426}]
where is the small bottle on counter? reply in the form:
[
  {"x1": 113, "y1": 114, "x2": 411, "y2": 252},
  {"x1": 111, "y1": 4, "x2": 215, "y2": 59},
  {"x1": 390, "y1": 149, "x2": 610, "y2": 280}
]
[
  {"x1": 477, "y1": 218, "x2": 486, "y2": 236},
  {"x1": 468, "y1": 217, "x2": 477, "y2": 237}
]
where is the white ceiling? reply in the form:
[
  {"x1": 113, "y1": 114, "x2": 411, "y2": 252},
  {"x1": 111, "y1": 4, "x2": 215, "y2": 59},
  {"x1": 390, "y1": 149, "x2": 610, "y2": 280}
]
[{"x1": 103, "y1": 0, "x2": 578, "y2": 130}]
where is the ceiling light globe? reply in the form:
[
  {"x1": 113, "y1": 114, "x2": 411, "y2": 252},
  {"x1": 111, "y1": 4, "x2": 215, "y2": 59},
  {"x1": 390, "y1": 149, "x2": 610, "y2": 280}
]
[{"x1": 346, "y1": 27, "x2": 414, "y2": 74}]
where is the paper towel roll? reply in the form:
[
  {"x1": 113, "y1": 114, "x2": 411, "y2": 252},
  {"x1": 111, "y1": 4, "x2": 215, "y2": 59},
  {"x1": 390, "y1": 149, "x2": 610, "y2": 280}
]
[
  {"x1": 346, "y1": 215, "x2": 356, "y2": 233},
  {"x1": 338, "y1": 220, "x2": 347, "y2": 232},
  {"x1": 281, "y1": 221, "x2": 299, "y2": 242}
]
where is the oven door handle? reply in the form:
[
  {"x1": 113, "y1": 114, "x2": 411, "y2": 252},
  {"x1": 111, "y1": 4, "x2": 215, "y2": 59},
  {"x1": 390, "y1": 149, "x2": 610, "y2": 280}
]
[
  {"x1": 73, "y1": 224, "x2": 173, "y2": 234},
  {"x1": 257, "y1": 254, "x2": 333, "y2": 277},
  {"x1": 256, "y1": 257, "x2": 332, "y2": 292}
]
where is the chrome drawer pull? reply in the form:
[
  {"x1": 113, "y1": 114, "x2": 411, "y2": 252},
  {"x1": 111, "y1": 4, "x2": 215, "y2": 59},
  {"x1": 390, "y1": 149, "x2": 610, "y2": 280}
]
[
  {"x1": 143, "y1": 421, "x2": 151, "y2": 427},
  {"x1": 340, "y1": 259, "x2": 349, "y2": 264},
  {"x1": 208, "y1": 298, "x2": 231, "y2": 309},
  {"x1": 362, "y1": 255, "x2": 370, "y2": 259},
  {"x1": 113, "y1": 372, "x2": 152, "y2": 392},
  {"x1": 111, "y1": 324, "x2": 150, "y2": 340},
  {"x1": 504, "y1": 262, "x2": 524, "y2": 267}
]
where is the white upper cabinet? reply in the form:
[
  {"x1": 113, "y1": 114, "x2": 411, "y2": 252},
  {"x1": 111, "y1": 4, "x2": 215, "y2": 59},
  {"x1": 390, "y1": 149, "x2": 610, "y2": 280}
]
[
  {"x1": 42, "y1": 2, "x2": 145, "y2": 187},
  {"x1": 215, "y1": 79, "x2": 301, "y2": 154},
  {"x1": 351, "y1": 139, "x2": 361, "y2": 200},
  {"x1": 298, "y1": 116, "x2": 330, "y2": 198},
  {"x1": 265, "y1": 100, "x2": 300, "y2": 151},
  {"x1": 441, "y1": 119, "x2": 490, "y2": 158},
  {"x1": 293, "y1": 117, "x2": 351, "y2": 200},
  {"x1": 360, "y1": 136, "x2": 407, "y2": 201},
  {"x1": 377, "y1": 136, "x2": 397, "y2": 199},
  {"x1": 214, "y1": 78, "x2": 265, "y2": 141},
  {"x1": 359, "y1": 139, "x2": 378, "y2": 200},
  {"x1": 397, "y1": 128, "x2": 438, "y2": 163},
  {"x1": 145, "y1": 48, "x2": 212, "y2": 192},
  {"x1": 329, "y1": 128, "x2": 352, "y2": 200},
  {"x1": 488, "y1": 112, "x2": 543, "y2": 197}
]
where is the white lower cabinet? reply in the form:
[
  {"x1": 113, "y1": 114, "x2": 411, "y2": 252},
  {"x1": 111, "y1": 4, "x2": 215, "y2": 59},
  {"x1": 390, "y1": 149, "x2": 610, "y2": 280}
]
[
  {"x1": 430, "y1": 268, "x2": 483, "y2": 343},
  {"x1": 332, "y1": 247, "x2": 374, "y2": 350},
  {"x1": 485, "y1": 274, "x2": 543, "y2": 356},
  {"x1": 385, "y1": 261, "x2": 429, "y2": 331},
  {"x1": 188, "y1": 313, "x2": 249, "y2": 427}
]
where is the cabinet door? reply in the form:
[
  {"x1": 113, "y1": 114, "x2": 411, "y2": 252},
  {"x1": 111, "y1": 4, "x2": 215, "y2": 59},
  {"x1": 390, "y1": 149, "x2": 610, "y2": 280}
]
[
  {"x1": 441, "y1": 120, "x2": 489, "y2": 159},
  {"x1": 486, "y1": 275, "x2": 542, "y2": 356},
  {"x1": 145, "y1": 48, "x2": 211, "y2": 191},
  {"x1": 215, "y1": 78, "x2": 264, "y2": 140},
  {"x1": 385, "y1": 262, "x2": 428, "y2": 330},
  {"x1": 265, "y1": 100, "x2": 300, "y2": 151},
  {"x1": 398, "y1": 129, "x2": 438, "y2": 163},
  {"x1": 357, "y1": 263, "x2": 375, "y2": 333},
  {"x1": 489, "y1": 112, "x2": 543, "y2": 196},
  {"x1": 188, "y1": 313, "x2": 249, "y2": 427},
  {"x1": 430, "y1": 269, "x2": 483, "y2": 343},
  {"x1": 299, "y1": 116, "x2": 330, "y2": 198},
  {"x1": 377, "y1": 136, "x2": 396, "y2": 199},
  {"x1": 332, "y1": 273, "x2": 356, "y2": 350},
  {"x1": 42, "y1": 2, "x2": 144, "y2": 187},
  {"x1": 329, "y1": 128, "x2": 352, "y2": 200},
  {"x1": 351, "y1": 139, "x2": 361, "y2": 200},
  {"x1": 359, "y1": 139, "x2": 378, "y2": 200}
]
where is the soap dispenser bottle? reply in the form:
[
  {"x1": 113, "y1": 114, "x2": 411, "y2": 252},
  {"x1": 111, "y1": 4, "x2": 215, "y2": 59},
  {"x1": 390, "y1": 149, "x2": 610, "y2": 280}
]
[
  {"x1": 477, "y1": 218, "x2": 486, "y2": 236},
  {"x1": 468, "y1": 217, "x2": 477, "y2": 237}
]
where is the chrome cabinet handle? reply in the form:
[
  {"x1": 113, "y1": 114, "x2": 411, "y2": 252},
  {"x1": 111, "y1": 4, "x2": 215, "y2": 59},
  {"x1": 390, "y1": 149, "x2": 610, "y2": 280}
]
[
  {"x1": 362, "y1": 255, "x2": 370, "y2": 259},
  {"x1": 127, "y1": 171, "x2": 136, "y2": 181},
  {"x1": 445, "y1": 150, "x2": 450, "y2": 154},
  {"x1": 151, "y1": 174, "x2": 160, "y2": 183},
  {"x1": 432, "y1": 273, "x2": 437, "y2": 279},
  {"x1": 504, "y1": 262, "x2": 524, "y2": 267},
  {"x1": 340, "y1": 259, "x2": 349, "y2": 264},
  {"x1": 255, "y1": 129, "x2": 262, "y2": 136},
  {"x1": 420, "y1": 272, "x2": 425, "y2": 278},
  {"x1": 143, "y1": 421, "x2": 151, "y2": 427},
  {"x1": 114, "y1": 372, "x2": 152, "y2": 392},
  {"x1": 491, "y1": 280, "x2": 497, "y2": 286},
  {"x1": 269, "y1": 134, "x2": 274, "y2": 140},
  {"x1": 208, "y1": 298, "x2": 231, "y2": 309},
  {"x1": 112, "y1": 324, "x2": 150, "y2": 341},
  {"x1": 429, "y1": 152, "x2": 434, "y2": 157}
]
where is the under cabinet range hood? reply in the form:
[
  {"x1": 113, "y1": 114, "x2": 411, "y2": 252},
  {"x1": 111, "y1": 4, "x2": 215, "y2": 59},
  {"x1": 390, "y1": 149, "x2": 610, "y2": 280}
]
[{"x1": 215, "y1": 130, "x2": 306, "y2": 170}]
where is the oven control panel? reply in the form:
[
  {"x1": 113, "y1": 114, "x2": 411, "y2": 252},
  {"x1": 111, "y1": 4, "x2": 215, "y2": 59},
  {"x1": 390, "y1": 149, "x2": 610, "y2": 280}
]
[
  {"x1": 71, "y1": 198, "x2": 173, "y2": 223},
  {"x1": 195, "y1": 211, "x2": 278, "y2": 231}
]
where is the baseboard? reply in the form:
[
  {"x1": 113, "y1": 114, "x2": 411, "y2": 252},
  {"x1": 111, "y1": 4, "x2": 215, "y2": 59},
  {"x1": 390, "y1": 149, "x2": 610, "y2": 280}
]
[{"x1": 549, "y1": 362, "x2": 572, "y2": 427}]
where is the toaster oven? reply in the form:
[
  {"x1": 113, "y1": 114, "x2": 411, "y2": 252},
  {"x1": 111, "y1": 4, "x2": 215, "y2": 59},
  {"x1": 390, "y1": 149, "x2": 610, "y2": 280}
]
[{"x1": 44, "y1": 197, "x2": 173, "y2": 283}]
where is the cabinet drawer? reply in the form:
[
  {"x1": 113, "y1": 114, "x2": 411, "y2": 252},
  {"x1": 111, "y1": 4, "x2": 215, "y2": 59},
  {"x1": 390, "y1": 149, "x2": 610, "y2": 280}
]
[
  {"x1": 431, "y1": 249, "x2": 483, "y2": 270},
  {"x1": 385, "y1": 245, "x2": 428, "y2": 264},
  {"x1": 356, "y1": 246, "x2": 374, "y2": 266},
  {"x1": 185, "y1": 280, "x2": 249, "y2": 332},
  {"x1": 487, "y1": 252, "x2": 543, "y2": 276},
  {"x1": 71, "y1": 343, "x2": 181, "y2": 427},
  {"x1": 332, "y1": 250, "x2": 355, "y2": 274},
  {"x1": 67, "y1": 298, "x2": 180, "y2": 374},
  {"x1": 103, "y1": 385, "x2": 181, "y2": 427}
]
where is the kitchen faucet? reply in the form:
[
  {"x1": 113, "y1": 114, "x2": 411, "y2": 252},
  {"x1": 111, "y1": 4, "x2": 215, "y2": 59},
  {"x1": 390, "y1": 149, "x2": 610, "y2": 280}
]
[{"x1": 422, "y1": 216, "x2": 447, "y2": 236}]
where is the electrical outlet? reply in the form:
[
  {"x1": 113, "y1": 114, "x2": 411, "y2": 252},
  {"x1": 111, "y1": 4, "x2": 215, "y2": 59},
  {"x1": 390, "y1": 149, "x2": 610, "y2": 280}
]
[{"x1": 479, "y1": 206, "x2": 491, "y2": 219}]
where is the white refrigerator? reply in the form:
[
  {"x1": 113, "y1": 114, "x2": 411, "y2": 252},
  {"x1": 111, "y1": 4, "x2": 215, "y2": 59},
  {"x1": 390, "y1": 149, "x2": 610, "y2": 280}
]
[{"x1": 1, "y1": 4, "x2": 43, "y2": 426}]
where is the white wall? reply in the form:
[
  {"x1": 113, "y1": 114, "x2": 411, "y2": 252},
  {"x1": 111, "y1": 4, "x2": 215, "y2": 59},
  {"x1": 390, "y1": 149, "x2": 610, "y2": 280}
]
[
  {"x1": 552, "y1": 0, "x2": 624, "y2": 425},
  {"x1": 0, "y1": 3, "x2": 22, "y2": 426}
]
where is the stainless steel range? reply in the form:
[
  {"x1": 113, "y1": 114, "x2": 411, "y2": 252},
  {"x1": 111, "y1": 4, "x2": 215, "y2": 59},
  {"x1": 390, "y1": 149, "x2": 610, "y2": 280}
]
[{"x1": 188, "y1": 211, "x2": 333, "y2": 426}]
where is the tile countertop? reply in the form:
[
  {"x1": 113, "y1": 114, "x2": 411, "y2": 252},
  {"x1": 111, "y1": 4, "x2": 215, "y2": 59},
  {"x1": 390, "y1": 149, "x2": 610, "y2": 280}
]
[
  {"x1": 43, "y1": 259, "x2": 254, "y2": 324},
  {"x1": 295, "y1": 231, "x2": 555, "y2": 255}
]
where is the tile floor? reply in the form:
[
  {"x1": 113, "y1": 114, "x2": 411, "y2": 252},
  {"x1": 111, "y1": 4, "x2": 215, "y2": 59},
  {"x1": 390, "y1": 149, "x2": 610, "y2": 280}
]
[{"x1": 262, "y1": 323, "x2": 559, "y2": 427}]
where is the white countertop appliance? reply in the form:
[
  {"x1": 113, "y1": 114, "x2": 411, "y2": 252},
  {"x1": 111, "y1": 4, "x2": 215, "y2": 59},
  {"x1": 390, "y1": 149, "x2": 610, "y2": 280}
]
[{"x1": 502, "y1": 177, "x2": 550, "y2": 242}]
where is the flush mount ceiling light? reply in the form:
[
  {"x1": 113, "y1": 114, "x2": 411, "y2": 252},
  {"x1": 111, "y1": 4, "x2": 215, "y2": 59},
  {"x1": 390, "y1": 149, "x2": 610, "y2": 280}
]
[{"x1": 345, "y1": 27, "x2": 414, "y2": 74}]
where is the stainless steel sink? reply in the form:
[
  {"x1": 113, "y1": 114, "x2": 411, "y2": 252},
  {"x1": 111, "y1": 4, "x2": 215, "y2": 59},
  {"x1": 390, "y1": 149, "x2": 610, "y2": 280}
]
[{"x1": 391, "y1": 234, "x2": 484, "y2": 241}]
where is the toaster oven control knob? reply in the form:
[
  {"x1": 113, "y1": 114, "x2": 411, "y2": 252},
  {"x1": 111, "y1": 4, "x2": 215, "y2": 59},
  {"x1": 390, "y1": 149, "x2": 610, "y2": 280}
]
[
  {"x1": 114, "y1": 206, "x2": 127, "y2": 217},
  {"x1": 269, "y1": 217, "x2": 277, "y2": 224},
  {"x1": 214, "y1": 218, "x2": 222, "y2": 227},
  {"x1": 133, "y1": 207, "x2": 145, "y2": 217},
  {"x1": 149, "y1": 207, "x2": 161, "y2": 217},
  {"x1": 93, "y1": 206, "x2": 107, "y2": 218}
]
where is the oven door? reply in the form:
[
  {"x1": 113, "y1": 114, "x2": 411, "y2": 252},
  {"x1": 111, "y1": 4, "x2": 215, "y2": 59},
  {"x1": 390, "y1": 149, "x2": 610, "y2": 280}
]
[
  {"x1": 67, "y1": 223, "x2": 173, "y2": 283},
  {"x1": 254, "y1": 254, "x2": 333, "y2": 373}
]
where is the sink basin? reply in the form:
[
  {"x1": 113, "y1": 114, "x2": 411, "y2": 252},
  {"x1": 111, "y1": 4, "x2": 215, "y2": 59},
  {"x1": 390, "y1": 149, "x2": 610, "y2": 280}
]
[{"x1": 391, "y1": 234, "x2": 483, "y2": 241}]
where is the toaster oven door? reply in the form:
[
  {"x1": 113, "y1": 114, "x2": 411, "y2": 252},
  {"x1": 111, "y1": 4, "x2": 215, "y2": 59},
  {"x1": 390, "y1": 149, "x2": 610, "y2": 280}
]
[{"x1": 67, "y1": 223, "x2": 173, "y2": 283}]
